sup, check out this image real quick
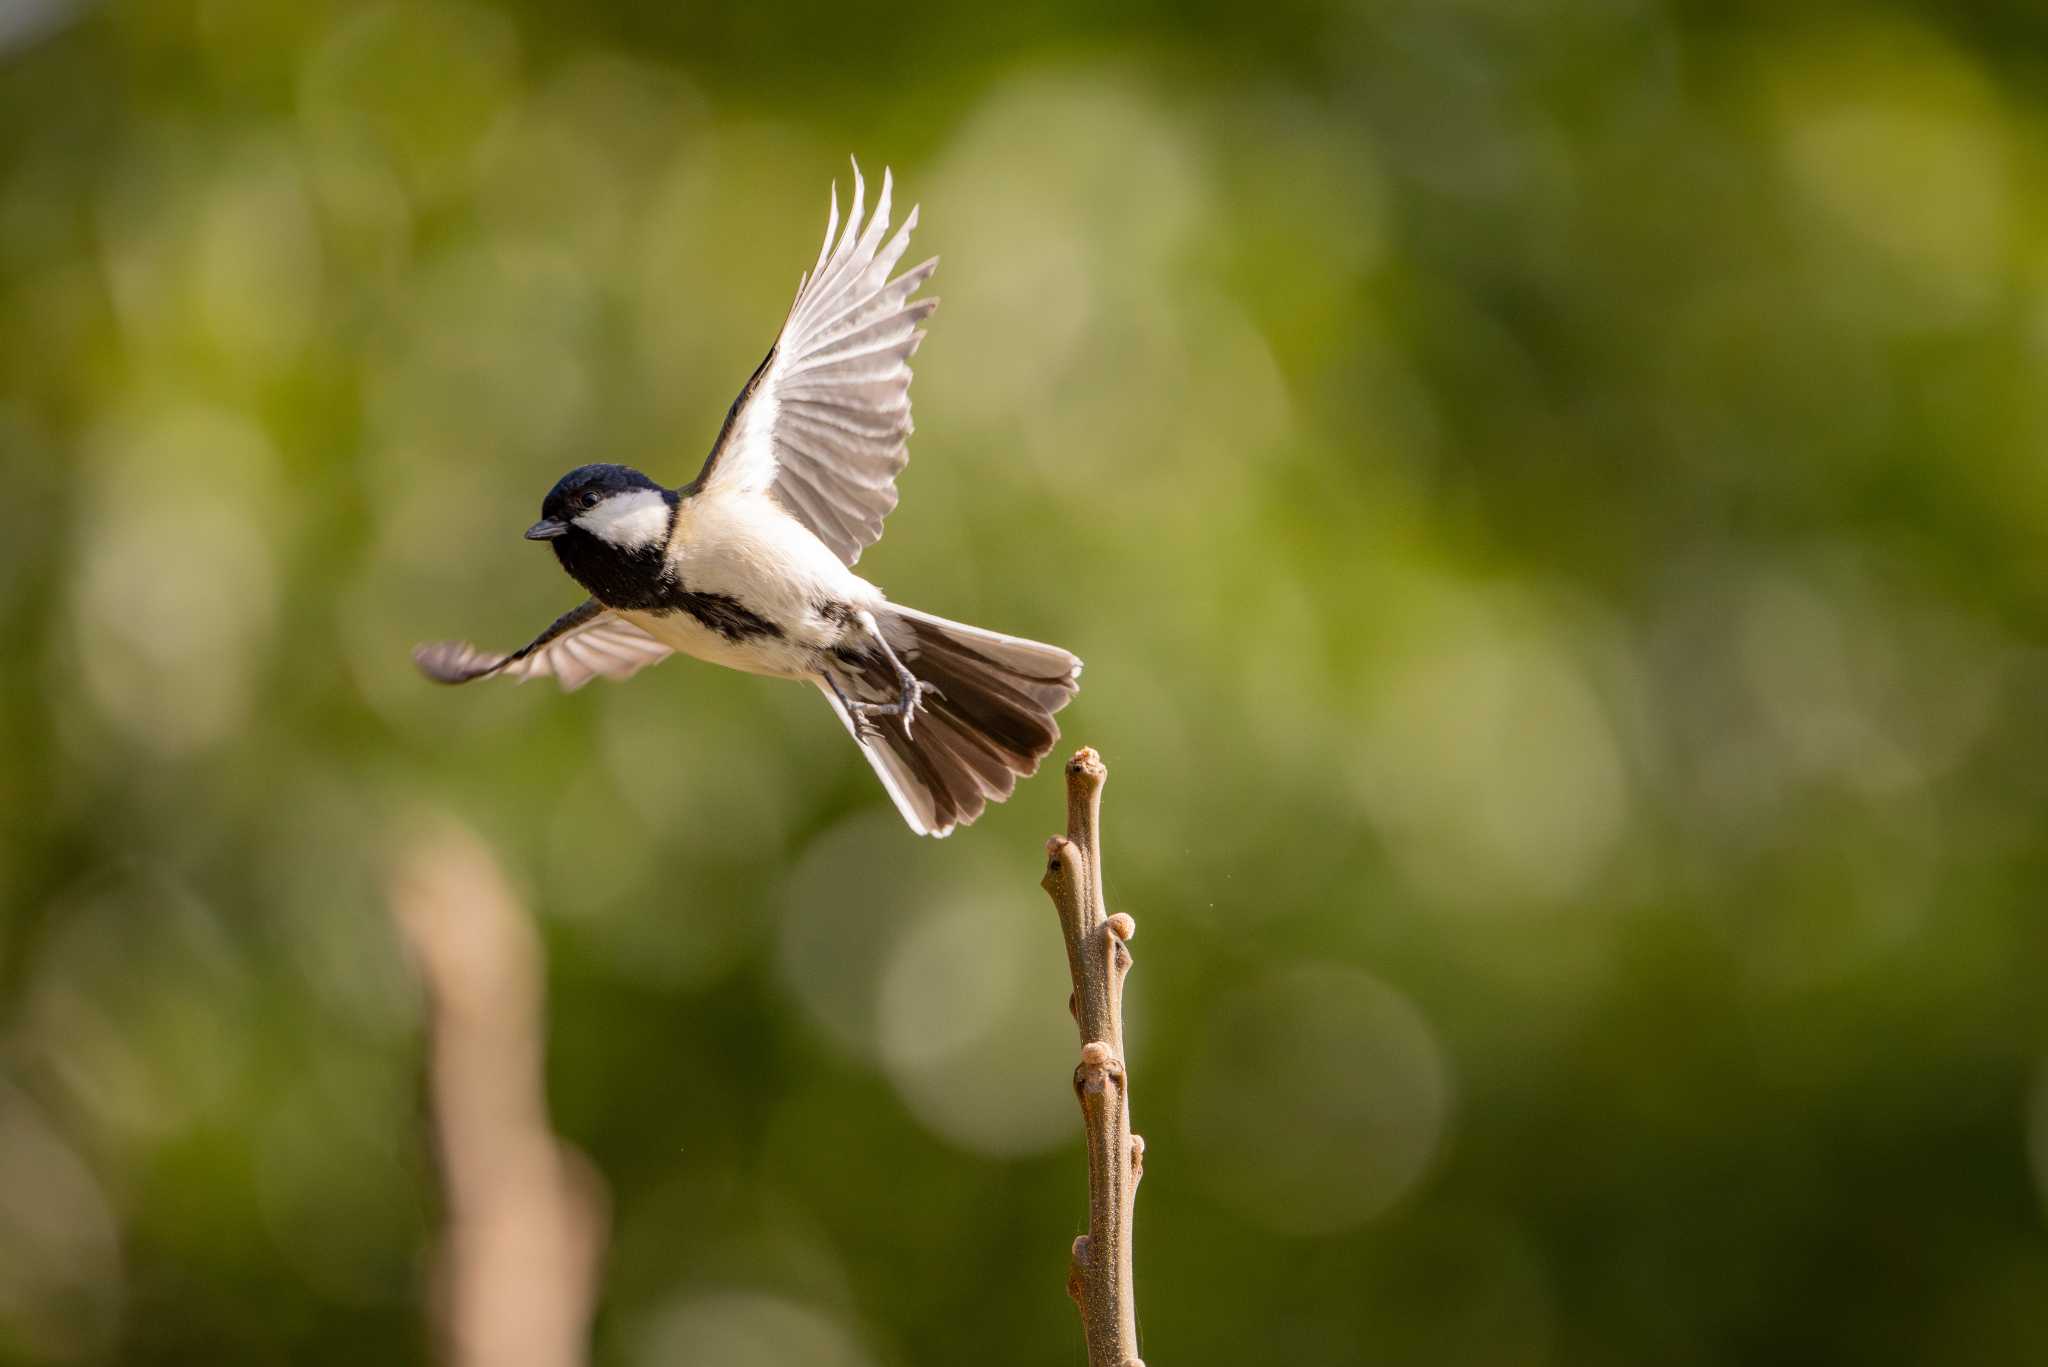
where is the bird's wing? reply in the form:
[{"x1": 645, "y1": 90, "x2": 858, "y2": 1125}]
[
  {"x1": 691, "y1": 161, "x2": 937, "y2": 566},
  {"x1": 414, "y1": 599, "x2": 673, "y2": 691}
]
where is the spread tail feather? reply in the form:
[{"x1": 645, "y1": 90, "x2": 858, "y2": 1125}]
[{"x1": 815, "y1": 605, "x2": 1081, "y2": 836}]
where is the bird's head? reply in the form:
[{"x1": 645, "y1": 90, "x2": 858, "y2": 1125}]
[
  {"x1": 526, "y1": 464, "x2": 679, "y2": 609},
  {"x1": 526, "y1": 464, "x2": 674, "y2": 553}
]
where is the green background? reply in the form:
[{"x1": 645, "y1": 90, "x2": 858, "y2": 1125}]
[{"x1": 4, "y1": 0, "x2": 2048, "y2": 1362}]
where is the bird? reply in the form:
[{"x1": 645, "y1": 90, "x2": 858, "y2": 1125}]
[{"x1": 413, "y1": 162, "x2": 1081, "y2": 837}]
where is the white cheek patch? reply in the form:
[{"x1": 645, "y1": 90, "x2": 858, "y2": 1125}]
[{"x1": 575, "y1": 489, "x2": 670, "y2": 550}]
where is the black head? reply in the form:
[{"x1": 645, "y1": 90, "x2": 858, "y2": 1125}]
[
  {"x1": 526, "y1": 464, "x2": 667, "y2": 540},
  {"x1": 526, "y1": 463, "x2": 679, "y2": 609}
]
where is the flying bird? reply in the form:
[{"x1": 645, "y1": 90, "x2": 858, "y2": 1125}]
[{"x1": 414, "y1": 163, "x2": 1081, "y2": 836}]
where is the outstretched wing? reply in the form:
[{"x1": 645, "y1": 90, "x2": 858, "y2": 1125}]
[
  {"x1": 414, "y1": 599, "x2": 673, "y2": 691},
  {"x1": 693, "y1": 161, "x2": 937, "y2": 565}
]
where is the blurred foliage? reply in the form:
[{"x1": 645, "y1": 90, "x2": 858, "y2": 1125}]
[{"x1": 4, "y1": 0, "x2": 2048, "y2": 1363}]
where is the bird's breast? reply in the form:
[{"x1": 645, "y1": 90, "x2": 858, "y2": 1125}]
[
  {"x1": 614, "y1": 487, "x2": 879, "y2": 677},
  {"x1": 671, "y1": 490, "x2": 875, "y2": 619}
]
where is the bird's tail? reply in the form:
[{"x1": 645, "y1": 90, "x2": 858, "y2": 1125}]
[{"x1": 814, "y1": 604, "x2": 1082, "y2": 837}]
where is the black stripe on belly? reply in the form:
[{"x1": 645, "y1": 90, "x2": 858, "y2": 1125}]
[{"x1": 666, "y1": 590, "x2": 782, "y2": 642}]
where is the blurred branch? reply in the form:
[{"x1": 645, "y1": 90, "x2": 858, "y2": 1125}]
[
  {"x1": 390, "y1": 823, "x2": 607, "y2": 1367},
  {"x1": 1040, "y1": 748, "x2": 1145, "y2": 1367}
]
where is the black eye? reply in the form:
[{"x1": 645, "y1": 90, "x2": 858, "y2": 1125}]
[{"x1": 578, "y1": 490, "x2": 600, "y2": 509}]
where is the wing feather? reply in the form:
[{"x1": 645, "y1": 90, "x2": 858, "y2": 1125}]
[
  {"x1": 693, "y1": 160, "x2": 936, "y2": 565},
  {"x1": 414, "y1": 600, "x2": 672, "y2": 692}
]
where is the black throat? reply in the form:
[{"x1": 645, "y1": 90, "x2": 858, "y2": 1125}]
[
  {"x1": 551, "y1": 529, "x2": 677, "y2": 612},
  {"x1": 548, "y1": 496, "x2": 782, "y2": 643},
  {"x1": 549, "y1": 491, "x2": 681, "y2": 612}
]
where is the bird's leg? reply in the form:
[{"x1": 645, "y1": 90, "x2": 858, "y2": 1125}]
[
  {"x1": 823, "y1": 667, "x2": 884, "y2": 745},
  {"x1": 841, "y1": 610, "x2": 940, "y2": 739}
]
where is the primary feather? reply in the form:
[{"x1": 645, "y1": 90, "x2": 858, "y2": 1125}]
[
  {"x1": 414, "y1": 600, "x2": 673, "y2": 690},
  {"x1": 695, "y1": 160, "x2": 937, "y2": 565}
]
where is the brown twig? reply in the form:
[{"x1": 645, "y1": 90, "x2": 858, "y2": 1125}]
[
  {"x1": 1041, "y1": 748, "x2": 1145, "y2": 1367},
  {"x1": 389, "y1": 821, "x2": 607, "y2": 1367}
]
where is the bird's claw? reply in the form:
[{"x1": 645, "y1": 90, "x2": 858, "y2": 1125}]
[
  {"x1": 846, "y1": 679, "x2": 941, "y2": 742},
  {"x1": 897, "y1": 680, "x2": 943, "y2": 738}
]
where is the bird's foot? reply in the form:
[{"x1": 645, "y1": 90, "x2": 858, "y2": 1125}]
[
  {"x1": 825, "y1": 671, "x2": 885, "y2": 746},
  {"x1": 847, "y1": 680, "x2": 942, "y2": 740},
  {"x1": 897, "y1": 680, "x2": 942, "y2": 738}
]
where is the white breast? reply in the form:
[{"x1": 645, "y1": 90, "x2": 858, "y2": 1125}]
[
  {"x1": 674, "y1": 487, "x2": 871, "y2": 613},
  {"x1": 627, "y1": 486, "x2": 882, "y2": 679}
]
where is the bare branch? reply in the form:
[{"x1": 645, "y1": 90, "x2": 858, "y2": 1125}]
[
  {"x1": 390, "y1": 821, "x2": 607, "y2": 1367},
  {"x1": 1040, "y1": 748, "x2": 1146, "y2": 1367}
]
